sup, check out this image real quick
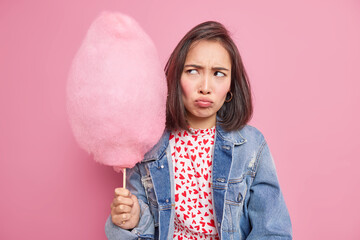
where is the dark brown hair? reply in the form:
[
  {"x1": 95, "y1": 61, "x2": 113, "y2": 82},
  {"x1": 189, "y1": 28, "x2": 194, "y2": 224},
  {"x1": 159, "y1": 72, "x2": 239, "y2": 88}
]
[{"x1": 164, "y1": 21, "x2": 253, "y2": 132}]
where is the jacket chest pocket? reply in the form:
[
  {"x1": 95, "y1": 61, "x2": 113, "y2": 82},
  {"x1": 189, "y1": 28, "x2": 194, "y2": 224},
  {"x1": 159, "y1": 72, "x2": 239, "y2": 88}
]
[
  {"x1": 223, "y1": 177, "x2": 248, "y2": 233},
  {"x1": 141, "y1": 174, "x2": 159, "y2": 227}
]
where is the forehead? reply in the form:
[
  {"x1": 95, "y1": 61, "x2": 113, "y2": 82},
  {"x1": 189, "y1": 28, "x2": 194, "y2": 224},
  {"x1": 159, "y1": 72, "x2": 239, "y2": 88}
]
[{"x1": 185, "y1": 40, "x2": 231, "y2": 66}]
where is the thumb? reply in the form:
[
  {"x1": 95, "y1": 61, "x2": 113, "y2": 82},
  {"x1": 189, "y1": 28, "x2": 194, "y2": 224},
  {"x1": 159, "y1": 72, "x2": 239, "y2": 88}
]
[
  {"x1": 130, "y1": 195, "x2": 140, "y2": 213},
  {"x1": 131, "y1": 194, "x2": 139, "y2": 206}
]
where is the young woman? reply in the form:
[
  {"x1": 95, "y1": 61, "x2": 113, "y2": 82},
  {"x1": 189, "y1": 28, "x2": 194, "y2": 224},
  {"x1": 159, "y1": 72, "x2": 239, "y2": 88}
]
[{"x1": 105, "y1": 21, "x2": 292, "y2": 240}]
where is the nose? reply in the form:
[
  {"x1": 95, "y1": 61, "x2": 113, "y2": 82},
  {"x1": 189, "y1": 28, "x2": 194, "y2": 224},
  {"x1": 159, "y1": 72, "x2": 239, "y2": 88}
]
[{"x1": 198, "y1": 73, "x2": 212, "y2": 95}]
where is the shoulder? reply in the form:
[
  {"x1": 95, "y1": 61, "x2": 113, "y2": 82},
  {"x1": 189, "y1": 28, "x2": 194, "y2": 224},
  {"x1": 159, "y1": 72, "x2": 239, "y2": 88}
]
[
  {"x1": 216, "y1": 123, "x2": 266, "y2": 146},
  {"x1": 142, "y1": 128, "x2": 170, "y2": 162},
  {"x1": 234, "y1": 125, "x2": 271, "y2": 173},
  {"x1": 238, "y1": 125, "x2": 266, "y2": 144},
  {"x1": 235, "y1": 125, "x2": 267, "y2": 155}
]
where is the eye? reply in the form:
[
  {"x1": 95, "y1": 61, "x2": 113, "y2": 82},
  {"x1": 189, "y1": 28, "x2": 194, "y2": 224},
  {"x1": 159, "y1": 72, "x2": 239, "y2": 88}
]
[
  {"x1": 214, "y1": 71, "x2": 226, "y2": 77},
  {"x1": 186, "y1": 69, "x2": 198, "y2": 74}
]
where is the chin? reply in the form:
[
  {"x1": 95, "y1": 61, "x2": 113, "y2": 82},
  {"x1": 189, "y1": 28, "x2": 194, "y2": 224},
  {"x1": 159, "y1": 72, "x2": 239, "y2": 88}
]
[{"x1": 193, "y1": 112, "x2": 216, "y2": 119}]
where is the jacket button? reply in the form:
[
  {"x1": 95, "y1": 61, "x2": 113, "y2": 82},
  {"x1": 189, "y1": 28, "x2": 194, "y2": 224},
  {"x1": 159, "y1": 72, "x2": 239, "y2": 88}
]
[
  {"x1": 160, "y1": 165, "x2": 164, "y2": 168},
  {"x1": 165, "y1": 199, "x2": 169, "y2": 203}
]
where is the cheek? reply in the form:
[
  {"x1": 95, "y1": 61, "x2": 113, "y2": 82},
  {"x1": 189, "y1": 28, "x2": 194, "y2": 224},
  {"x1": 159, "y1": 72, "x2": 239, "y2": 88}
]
[
  {"x1": 216, "y1": 81, "x2": 231, "y2": 100},
  {"x1": 180, "y1": 77, "x2": 193, "y2": 99},
  {"x1": 223, "y1": 86, "x2": 230, "y2": 97}
]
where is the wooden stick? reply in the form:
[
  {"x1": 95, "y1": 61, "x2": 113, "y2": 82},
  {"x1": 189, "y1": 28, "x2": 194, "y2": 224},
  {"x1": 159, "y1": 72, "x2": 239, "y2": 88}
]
[{"x1": 123, "y1": 168, "x2": 126, "y2": 189}]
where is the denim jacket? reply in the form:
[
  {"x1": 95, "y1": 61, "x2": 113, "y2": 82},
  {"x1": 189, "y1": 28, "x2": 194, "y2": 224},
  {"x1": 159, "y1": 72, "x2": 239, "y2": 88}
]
[{"x1": 105, "y1": 122, "x2": 292, "y2": 239}]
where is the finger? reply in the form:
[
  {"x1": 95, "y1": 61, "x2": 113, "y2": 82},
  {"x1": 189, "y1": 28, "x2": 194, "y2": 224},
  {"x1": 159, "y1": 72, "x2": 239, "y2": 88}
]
[
  {"x1": 113, "y1": 196, "x2": 134, "y2": 207},
  {"x1": 119, "y1": 213, "x2": 131, "y2": 221},
  {"x1": 114, "y1": 188, "x2": 132, "y2": 197},
  {"x1": 111, "y1": 215, "x2": 129, "y2": 226},
  {"x1": 112, "y1": 213, "x2": 131, "y2": 224},
  {"x1": 113, "y1": 204, "x2": 132, "y2": 214}
]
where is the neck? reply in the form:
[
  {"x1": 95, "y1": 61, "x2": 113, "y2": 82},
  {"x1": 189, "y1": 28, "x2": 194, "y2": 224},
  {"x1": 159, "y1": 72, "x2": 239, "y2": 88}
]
[{"x1": 186, "y1": 115, "x2": 216, "y2": 129}]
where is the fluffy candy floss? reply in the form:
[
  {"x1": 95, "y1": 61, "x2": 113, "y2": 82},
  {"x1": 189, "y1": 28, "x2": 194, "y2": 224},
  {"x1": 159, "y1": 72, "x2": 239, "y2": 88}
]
[{"x1": 66, "y1": 11, "x2": 166, "y2": 171}]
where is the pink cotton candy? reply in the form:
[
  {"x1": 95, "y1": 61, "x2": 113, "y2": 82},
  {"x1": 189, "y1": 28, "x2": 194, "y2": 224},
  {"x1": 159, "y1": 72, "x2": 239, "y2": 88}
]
[{"x1": 66, "y1": 11, "x2": 166, "y2": 171}]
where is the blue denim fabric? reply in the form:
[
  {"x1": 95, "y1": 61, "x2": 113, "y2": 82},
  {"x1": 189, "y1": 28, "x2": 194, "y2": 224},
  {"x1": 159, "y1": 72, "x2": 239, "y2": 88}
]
[{"x1": 105, "y1": 122, "x2": 292, "y2": 240}]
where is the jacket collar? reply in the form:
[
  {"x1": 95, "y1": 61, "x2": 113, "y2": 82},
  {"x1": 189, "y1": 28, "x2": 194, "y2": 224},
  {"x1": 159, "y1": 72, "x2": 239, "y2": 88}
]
[
  {"x1": 142, "y1": 117, "x2": 247, "y2": 162},
  {"x1": 215, "y1": 122, "x2": 247, "y2": 146}
]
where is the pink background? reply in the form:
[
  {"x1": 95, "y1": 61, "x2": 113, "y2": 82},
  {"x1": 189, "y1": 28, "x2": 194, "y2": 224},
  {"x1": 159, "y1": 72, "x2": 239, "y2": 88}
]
[{"x1": 1, "y1": 0, "x2": 359, "y2": 239}]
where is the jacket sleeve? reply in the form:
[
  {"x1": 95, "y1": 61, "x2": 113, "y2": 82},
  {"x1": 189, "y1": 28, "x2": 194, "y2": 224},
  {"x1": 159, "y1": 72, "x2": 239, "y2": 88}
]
[
  {"x1": 105, "y1": 164, "x2": 155, "y2": 240},
  {"x1": 246, "y1": 140, "x2": 293, "y2": 240}
]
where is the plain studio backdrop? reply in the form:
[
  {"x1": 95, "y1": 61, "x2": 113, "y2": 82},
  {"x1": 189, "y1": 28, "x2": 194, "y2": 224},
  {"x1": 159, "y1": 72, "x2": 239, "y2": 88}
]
[{"x1": 0, "y1": 0, "x2": 359, "y2": 239}]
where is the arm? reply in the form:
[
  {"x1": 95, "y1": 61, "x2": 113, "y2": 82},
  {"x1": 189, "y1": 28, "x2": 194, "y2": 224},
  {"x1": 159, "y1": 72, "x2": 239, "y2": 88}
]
[
  {"x1": 105, "y1": 164, "x2": 155, "y2": 240},
  {"x1": 246, "y1": 140, "x2": 292, "y2": 240}
]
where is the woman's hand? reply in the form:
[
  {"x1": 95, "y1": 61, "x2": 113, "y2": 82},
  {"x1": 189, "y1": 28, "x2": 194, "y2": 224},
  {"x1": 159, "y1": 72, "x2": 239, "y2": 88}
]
[{"x1": 110, "y1": 188, "x2": 140, "y2": 229}]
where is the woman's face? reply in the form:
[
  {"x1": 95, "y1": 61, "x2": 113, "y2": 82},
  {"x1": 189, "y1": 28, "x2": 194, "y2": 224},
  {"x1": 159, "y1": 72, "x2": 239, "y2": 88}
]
[{"x1": 180, "y1": 40, "x2": 231, "y2": 129}]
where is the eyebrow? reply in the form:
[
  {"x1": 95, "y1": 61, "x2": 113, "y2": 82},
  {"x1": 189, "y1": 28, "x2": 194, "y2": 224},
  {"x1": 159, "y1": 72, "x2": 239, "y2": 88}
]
[{"x1": 184, "y1": 64, "x2": 230, "y2": 71}]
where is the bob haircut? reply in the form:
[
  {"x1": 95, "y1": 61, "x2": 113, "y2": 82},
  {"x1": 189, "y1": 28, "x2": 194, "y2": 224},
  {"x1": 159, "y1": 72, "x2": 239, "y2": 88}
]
[{"x1": 164, "y1": 21, "x2": 253, "y2": 132}]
